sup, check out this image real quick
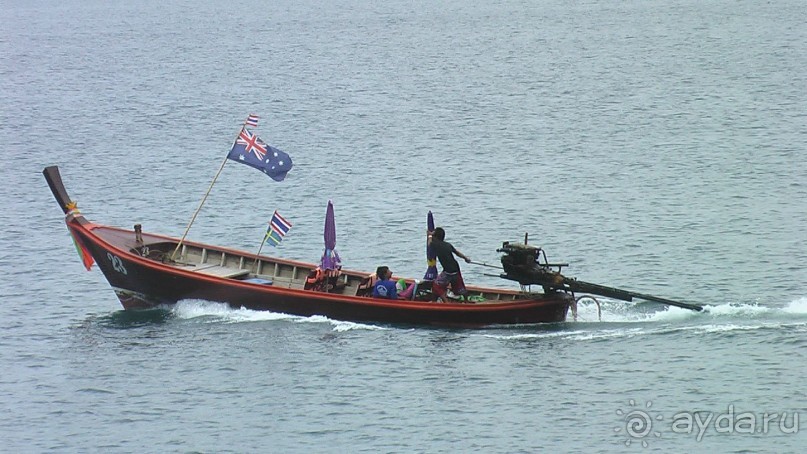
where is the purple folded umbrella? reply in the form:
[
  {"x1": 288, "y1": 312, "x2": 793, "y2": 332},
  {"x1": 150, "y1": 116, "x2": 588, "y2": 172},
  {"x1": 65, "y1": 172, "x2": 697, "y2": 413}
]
[
  {"x1": 320, "y1": 200, "x2": 341, "y2": 270},
  {"x1": 424, "y1": 211, "x2": 437, "y2": 280}
]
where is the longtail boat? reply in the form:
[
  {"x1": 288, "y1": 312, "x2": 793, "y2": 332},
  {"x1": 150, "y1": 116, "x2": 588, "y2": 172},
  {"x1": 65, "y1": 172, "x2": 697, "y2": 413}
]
[{"x1": 44, "y1": 166, "x2": 577, "y2": 327}]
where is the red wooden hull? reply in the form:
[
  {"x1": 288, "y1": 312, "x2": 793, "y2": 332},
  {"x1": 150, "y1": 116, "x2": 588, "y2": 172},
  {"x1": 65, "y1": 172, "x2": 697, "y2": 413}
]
[{"x1": 45, "y1": 167, "x2": 572, "y2": 327}]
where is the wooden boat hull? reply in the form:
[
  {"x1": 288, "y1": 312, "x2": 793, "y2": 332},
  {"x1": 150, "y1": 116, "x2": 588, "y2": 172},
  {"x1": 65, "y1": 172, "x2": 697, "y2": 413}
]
[{"x1": 46, "y1": 167, "x2": 572, "y2": 327}]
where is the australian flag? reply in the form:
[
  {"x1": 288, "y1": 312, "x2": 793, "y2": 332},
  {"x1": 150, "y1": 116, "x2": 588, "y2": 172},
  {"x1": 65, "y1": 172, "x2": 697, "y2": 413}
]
[{"x1": 227, "y1": 128, "x2": 293, "y2": 181}]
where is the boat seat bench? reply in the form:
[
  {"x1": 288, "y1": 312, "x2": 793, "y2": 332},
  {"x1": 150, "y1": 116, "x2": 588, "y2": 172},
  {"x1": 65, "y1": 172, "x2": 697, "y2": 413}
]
[{"x1": 191, "y1": 264, "x2": 251, "y2": 279}]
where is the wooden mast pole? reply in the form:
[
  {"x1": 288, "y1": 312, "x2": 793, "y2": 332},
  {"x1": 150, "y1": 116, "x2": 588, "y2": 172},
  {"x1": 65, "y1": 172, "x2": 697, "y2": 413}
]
[
  {"x1": 170, "y1": 121, "x2": 248, "y2": 262},
  {"x1": 251, "y1": 231, "x2": 270, "y2": 272}
]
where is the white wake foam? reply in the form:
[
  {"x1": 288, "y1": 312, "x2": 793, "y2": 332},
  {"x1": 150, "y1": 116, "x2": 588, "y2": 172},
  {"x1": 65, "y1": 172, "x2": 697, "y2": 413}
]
[
  {"x1": 167, "y1": 296, "x2": 807, "y2": 337},
  {"x1": 782, "y1": 297, "x2": 807, "y2": 314},
  {"x1": 543, "y1": 297, "x2": 807, "y2": 341},
  {"x1": 575, "y1": 298, "x2": 806, "y2": 324},
  {"x1": 171, "y1": 300, "x2": 294, "y2": 323},
  {"x1": 701, "y1": 302, "x2": 773, "y2": 317},
  {"x1": 170, "y1": 299, "x2": 384, "y2": 331},
  {"x1": 573, "y1": 300, "x2": 699, "y2": 323}
]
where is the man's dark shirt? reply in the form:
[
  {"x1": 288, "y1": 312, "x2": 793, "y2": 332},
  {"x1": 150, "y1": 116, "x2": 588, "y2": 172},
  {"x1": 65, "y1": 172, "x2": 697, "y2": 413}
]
[{"x1": 432, "y1": 239, "x2": 460, "y2": 273}]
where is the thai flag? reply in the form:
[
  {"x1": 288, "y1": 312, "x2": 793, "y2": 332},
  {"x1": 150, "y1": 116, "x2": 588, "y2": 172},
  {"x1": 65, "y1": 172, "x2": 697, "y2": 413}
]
[
  {"x1": 266, "y1": 210, "x2": 292, "y2": 246},
  {"x1": 245, "y1": 114, "x2": 259, "y2": 128}
]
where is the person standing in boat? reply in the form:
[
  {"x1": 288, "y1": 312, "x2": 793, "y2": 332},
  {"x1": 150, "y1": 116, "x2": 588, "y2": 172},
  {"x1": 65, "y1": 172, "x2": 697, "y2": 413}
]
[
  {"x1": 372, "y1": 266, "x2": 398, "y2": 299},
  {"x1": 429, "y1": 227, "x2": 471, "y2": 302}
]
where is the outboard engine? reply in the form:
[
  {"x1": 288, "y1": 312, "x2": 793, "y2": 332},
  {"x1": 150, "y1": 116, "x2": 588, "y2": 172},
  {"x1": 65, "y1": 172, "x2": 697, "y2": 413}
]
[
  {"x1": 495, "y1": 241, "x2": 704, "y2": 311},
  {"x1": 497, "y1": 241, "x2": 636, "y2": 302},
  {"x1": 497, "y1": 242, "x2": 565, "y2": 290}
]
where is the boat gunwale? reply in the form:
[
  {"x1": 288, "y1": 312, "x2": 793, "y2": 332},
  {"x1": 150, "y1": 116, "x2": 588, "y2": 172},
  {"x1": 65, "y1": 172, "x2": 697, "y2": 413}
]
[{"x1": 74, "y1": 221, "x2": 567, "y2": 311}]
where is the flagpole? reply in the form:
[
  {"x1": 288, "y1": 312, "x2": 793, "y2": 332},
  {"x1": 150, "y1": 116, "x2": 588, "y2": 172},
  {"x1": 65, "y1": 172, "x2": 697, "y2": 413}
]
[
  {"x1": 170, "y1": 122, "x2": 249, "y2": 262},
  {"x1": 169, "y1": 155, "x2": 229, "y2": 261},
  {"x1": 251, "y1": 233, "x2": 270, "y2": 272}
]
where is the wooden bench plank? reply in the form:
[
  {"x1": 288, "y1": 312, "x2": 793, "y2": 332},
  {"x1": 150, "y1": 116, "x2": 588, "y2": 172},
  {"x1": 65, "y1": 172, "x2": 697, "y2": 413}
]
[{"x1": 192, "y1": 265, "x2": 250, "y2": 279}]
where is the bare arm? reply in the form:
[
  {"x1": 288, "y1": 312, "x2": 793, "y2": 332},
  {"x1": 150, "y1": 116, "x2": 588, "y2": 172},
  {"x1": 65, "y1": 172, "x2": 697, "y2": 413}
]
[{"x1": 453, "y1": 247, "x2": 471, "y2": 263}]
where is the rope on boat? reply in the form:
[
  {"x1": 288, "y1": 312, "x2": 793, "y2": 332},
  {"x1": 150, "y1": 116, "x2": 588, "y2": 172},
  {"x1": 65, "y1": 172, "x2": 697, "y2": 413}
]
[
  {"x1": 65, "y1": 201, "x2": 81, "y2": 220},
  {"x1": 573, "y1": 295, "x2": 602, "y2": 322}
]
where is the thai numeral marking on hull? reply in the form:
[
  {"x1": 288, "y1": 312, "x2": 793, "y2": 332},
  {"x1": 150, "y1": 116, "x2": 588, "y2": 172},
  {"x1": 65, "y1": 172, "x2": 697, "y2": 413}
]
[{"x1": 107, "y1": 253, "x2": 128, "y2": 275}]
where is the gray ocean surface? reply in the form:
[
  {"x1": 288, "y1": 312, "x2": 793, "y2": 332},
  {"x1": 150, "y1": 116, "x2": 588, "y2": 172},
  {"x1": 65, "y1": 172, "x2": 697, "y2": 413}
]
[{"x1": 1, "y1": 0, "x2": 806, "y2": 452}]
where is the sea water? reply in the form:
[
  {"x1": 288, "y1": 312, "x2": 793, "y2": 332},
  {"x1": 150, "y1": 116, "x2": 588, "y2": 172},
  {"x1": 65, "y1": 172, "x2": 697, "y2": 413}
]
[{"x1": 1, "y1": 0, "x2": 805, "y2": 452}]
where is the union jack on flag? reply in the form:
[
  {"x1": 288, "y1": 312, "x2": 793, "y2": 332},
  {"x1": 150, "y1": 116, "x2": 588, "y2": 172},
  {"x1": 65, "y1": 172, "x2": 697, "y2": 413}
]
[
  {"x1": 265, "y1": 210, "x2": 292, "y2": 246},
  {"x1": 236, "y1": 128, "x2": 267, "y2": 160},
  {"x1": 245, "y1": 114, "x2": 259, "y2": 128},
  {"x1": 227, "y1": 125, "x2": 294, "y2": 181}
]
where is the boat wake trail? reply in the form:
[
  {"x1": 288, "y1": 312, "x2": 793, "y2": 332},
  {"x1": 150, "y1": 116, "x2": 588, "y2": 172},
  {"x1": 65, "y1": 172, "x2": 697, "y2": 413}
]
[
  {"x1": 575, "y1": 296, "x2": 807, "y2": 323},
  {"x1": 158, "y1": 297, "x2": 807, "y2": 339},
  {"x1": 781, "y1": 297, "x2": 807, "y2": 315},
  {"x1": 170, "y1": 300, "x2": 294, "y2": 323},
  {"x1": 485, "y1": 297, "x2": 807, "y2": 342},
  {"x1": 169, "y1": 299, "x2": 386, "y2": 331}
]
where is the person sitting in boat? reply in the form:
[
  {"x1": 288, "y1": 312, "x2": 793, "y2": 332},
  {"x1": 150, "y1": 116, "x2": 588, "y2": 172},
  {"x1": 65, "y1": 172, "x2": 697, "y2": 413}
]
[
  {"x1": 372, "y1": 266, "x2": 398, "y2": 299},
  {"x1": 371, "y1": 266, "x2": 418, "y2": 300},
  {"x1": 430, "y1": 227, "x2": 471, "y2": 302}
]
